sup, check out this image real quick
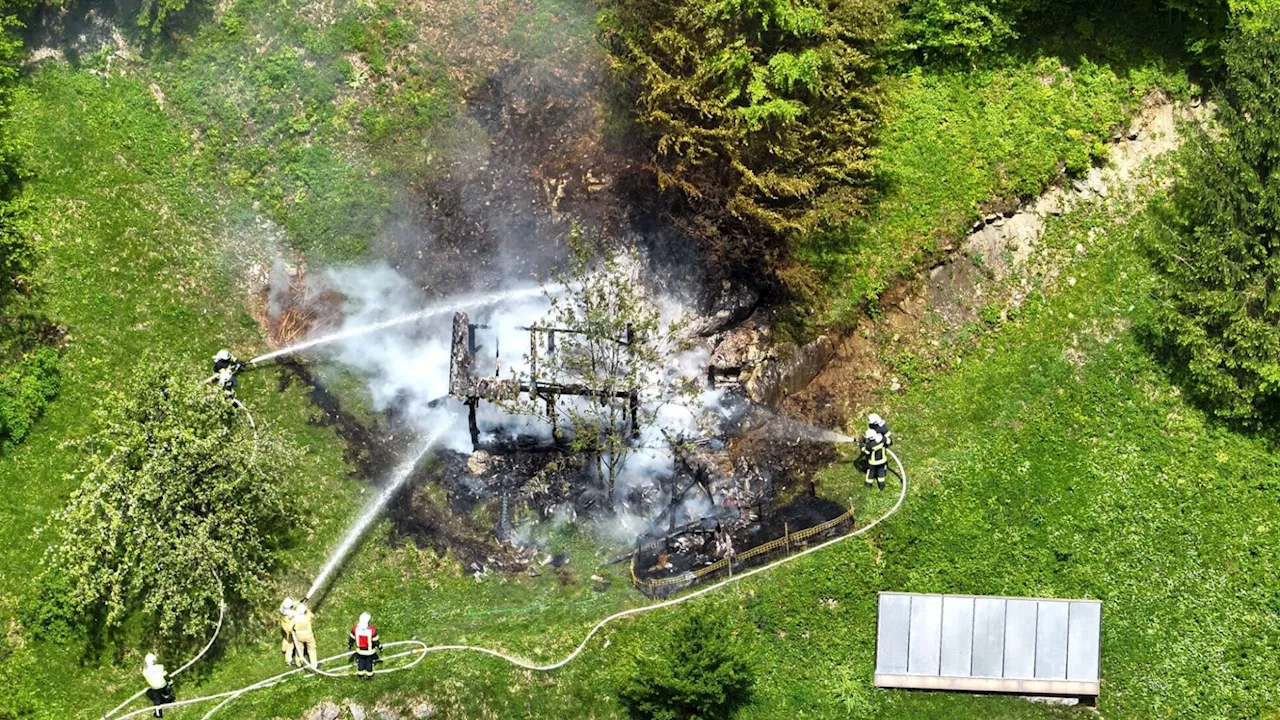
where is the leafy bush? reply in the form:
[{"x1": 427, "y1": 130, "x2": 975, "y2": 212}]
[
  {"x1": 898, "y1": 0, "x2": 1035, "y2": 62},
  {"x1": 0, "y1": 12, "x2": 30, "y2": 312},
  {"x1": 618, "y1": 606, "x2": 754, "y2": 720},
  {"x1": 0, "y1": 346, "x2": 58, "y2": 449},
  {"x1": 34, "y1": 361, "x2": 298, "y2": 642},
  {"x1": 1142, "y1": 7, "x2": 1280, "y2": 427},
  {"x1": 136, "y1": 0, "x2": 202, "y2": 33},
  {"x1": 897, "y1": 0, "x2": 1236, "y2": 65},
  {"x1": 600, "y1": 0, "x2": 894, "y2": 282}
]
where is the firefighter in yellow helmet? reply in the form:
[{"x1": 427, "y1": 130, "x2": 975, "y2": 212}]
[
  {"x1": 279, "y1": 597, "x2": 298, "y2": 667},
  {"x1": 142, "y1": 653, "x2": 175, "y2": 718},
  {"x1": 292, "y1": 600, "x2": 318, "y2": 668},
  {"x1": 861, "y1": 429, "x2": 888, "y2": 490},
  {"x1": 347, "y1": 611, "x2": 382, "y2": 680}
]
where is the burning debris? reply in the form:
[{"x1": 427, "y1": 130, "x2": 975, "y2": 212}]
[{"x1": 448, "y1": 311, "x2": 641, "y2": 449}]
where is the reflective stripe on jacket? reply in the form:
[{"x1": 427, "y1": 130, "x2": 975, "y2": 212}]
[
  {"x1": 864, "y1": 439, "x2": 887, "y2": 465},
  {"x1": 350, "y1": 625, "x2": 380, "y2": 655}
]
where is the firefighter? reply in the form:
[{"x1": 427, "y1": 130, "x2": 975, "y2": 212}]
[
  {"x1": 142, "y1": 653, "x2": 175, "y2": 718},
  {"x1": 279, "y1": 597, "x2": 298, "y2": 667},
  {"x1": 211, "y1": 349, "x2": 245, "y2": 394},
  {"x1": 347, "y1": 612, "x2": 382, "y2": 680},
  {"x1": 292, "y1": 600, "x2": 318, "y2": 668},
  {"x1": 868, "y1": 413, "x2": 893, "y2": 447},
  {"x1": 862, "y1": 429, "x2": 888, "y2": 490}
]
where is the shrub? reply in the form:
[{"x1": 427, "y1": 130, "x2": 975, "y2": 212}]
[
  {"x1": 34, "y1": 361, "x2": 298, "y2": 642},
  {"x1": 0, "y1": 346, "x2": 58, "y2": 449},
  {"x1": 618, "y1": 606, "x2": 754, "y2": 720},
  {"x1": 600, "y1": 0, "x2": 894, "y2": 282},
  {"x1": 1142, "y1": 7, "x2": 1280, "y2": 427},
  {"x1": 898, "y1": 0, "x2": 1030, "y2": 63}
]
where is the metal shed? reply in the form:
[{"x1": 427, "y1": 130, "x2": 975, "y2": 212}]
[{"x1": 874, "y1": 592, "x2": 1101, "y2": 697}]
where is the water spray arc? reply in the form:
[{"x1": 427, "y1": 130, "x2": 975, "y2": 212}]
[
  {"x1": 305, "y1": 425, "x2": 446, "y2": 602},
  {"x1": 249, "y1": 285, "x2": 561, "y2": 365}
]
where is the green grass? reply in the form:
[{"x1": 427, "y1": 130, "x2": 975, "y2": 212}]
[
  {"x1": 6, "y1": 5, "x2": 1275, "y2": 720},
  {"x1": 149, "y1": 0, "x2": 461, "y2": 261},
  {"x1": 0, "y1": 66, "x2": 366, "y2": 718},
  {"x1": 510, "y1": 202, "x2": 1280, "y2": 719},
  {"x1": 799, "y1": 54, "x2": 1193, "y2": 328}
]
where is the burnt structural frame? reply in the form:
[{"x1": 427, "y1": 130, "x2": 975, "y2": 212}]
[{"x1": 448, "y1": 311, "x2": 641, "y2": 449}]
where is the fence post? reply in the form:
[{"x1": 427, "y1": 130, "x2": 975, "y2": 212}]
[{"x1": 784, "y1": 522, "x2": 790, "y2": 555}]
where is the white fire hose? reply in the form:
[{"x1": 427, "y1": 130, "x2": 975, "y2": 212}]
[{"x1": 104, "y1": 450, "x2": 907, "y2": 720}]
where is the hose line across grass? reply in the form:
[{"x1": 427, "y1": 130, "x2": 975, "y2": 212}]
[
  {"x1": 101, "y1": 571, "x2": 226, "y2": 720},
  {"x1": 104, "y1": 450, "x2": 907, "y2": 720}
]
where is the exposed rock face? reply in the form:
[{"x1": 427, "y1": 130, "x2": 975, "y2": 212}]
[
  {"x1": 745, "y1": 335, "x2": 836, "y2": 407},
  {"x1": 348, "y1": 703, "x2": 368, "y2": 720},
  {"x1": 304, "y1": 701, "x2": 341, "y2": 720},
  {"x1": 411, "y1": 702, "x2": 436, "y2": 719},
  {"x1": 690, "y1": 280, "x2": 760, "y2": 337}
]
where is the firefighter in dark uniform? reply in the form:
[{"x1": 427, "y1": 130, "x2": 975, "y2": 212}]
[
  {"x1": 348, "y1": 612, "x2": 382, "y2": 680},
  {"x1": 211, "y1": 349, "x2": 245, "y2": 394},
  {"x1": 862, "y1": 429, "x2": 888, "y2": 490}
]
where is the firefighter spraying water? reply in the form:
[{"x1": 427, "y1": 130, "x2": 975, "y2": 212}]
[
  {"x1": 291, "y1": 600, "x2": 318, "y2": 668},
  {"x1": 209, "y1": 349, "x2": 245, "y2": 394}
]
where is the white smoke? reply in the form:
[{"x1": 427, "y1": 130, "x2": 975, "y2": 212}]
[{"x1": 299, "y1": 259, "x2": 724, "y2": 543}]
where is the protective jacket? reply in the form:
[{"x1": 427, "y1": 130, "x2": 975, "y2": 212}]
[
  {"x1": 348, "y1": 624, "x2": 381, "y2": 656},
  {"x1": 863, "y1": 435, "x2": 887, "y2": 466},
  {"x1": 292, "y1": 607, "x2": 315, "y2": 643},
  {"x1": 280, "y1": 610, "x2": 296, "y2": 649},
  {"x1": 143, "y1": 662, "x2": 170, "y2": 690}
]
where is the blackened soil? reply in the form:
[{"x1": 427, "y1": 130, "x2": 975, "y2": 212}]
[
  {"x1": 385, "y1": 467, "x2": 502, "y2": 571},
  {"x1": 274, "y1": 359, "x2": 409, "y2": 479},
  {"x1": 375, "y1": 59, "x2": 715, "y2": 307}
]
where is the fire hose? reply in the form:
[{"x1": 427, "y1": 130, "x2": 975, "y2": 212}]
[
  {"x1": 104, "y1": 449, "x2": 906, "y2": 720},
  {"x1": 100, "y1": 571, "x2": 226, "y2": 720}
]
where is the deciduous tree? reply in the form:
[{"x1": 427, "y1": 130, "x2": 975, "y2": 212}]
[{"x1": 35, "y1": 361, "x2": 298, "y2": 641}]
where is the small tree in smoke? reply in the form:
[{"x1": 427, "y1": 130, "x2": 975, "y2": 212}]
[{"x1": 506, "y1": 227, "x2": 703, "y2": 507}]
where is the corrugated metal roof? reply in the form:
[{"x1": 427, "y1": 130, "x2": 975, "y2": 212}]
[{"x1": 874, "y1": 592, "x2": 1101, "y2": 696}]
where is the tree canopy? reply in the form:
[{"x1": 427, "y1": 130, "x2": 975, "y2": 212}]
[
  {"x1": 618, "y1": 605, "x2": 755, "y2": 720},
  {"x1": 600, "y1": 0, "x2": 894, "y2": 285},
  {"x1": 34, "y1": 361, "x2": 299, "y2": 642},
  {"x1": 1143, "y1": 7, "x2": 1280, "y2": 427}
]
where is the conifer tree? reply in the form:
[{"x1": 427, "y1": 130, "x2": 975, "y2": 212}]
[{"x1": 1144, "y1": 8, "x2": 1280, "y2": 426}]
